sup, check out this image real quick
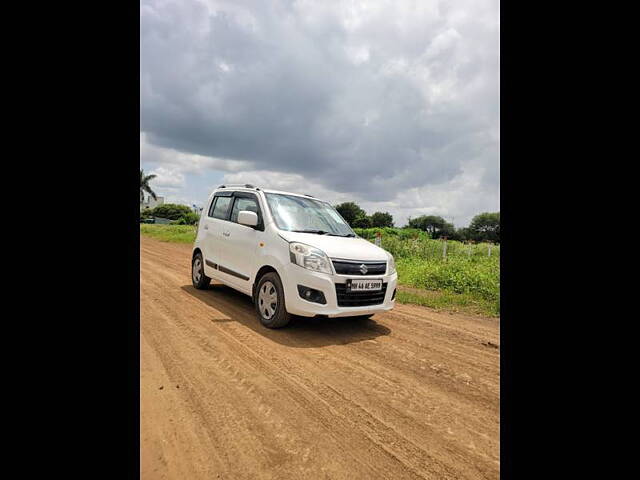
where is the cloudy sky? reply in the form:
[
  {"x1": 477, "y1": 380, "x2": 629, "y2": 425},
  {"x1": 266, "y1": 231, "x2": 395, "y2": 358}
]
[{"x1": 140, "y1": 0, "x2": 499, "y2": 227}]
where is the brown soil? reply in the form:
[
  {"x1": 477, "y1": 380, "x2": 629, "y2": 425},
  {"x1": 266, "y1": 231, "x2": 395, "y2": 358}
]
[{"x1": 140, "y1": 236, "x2": 500, "y2": 479}]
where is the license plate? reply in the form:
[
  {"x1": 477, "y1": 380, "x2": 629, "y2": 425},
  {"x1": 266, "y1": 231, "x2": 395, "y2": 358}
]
[{"x1": 348, "y1": 279, "x2": 383, "y2": 292}]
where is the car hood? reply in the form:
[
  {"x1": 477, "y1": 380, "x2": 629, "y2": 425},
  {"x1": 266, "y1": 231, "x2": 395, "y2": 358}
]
[{"x1": 278, "y1": 231, "x2": 390, "y2": 261}]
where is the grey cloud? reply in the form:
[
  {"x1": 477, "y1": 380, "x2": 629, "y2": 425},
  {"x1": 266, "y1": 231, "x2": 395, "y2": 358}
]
[{"x1": 141, "y1": 0, "x2": 498, "y2": 207}]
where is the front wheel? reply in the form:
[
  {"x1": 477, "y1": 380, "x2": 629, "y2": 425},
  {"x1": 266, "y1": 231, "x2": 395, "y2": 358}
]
[
  {"x1": 255, "y1": 272, "x2": 292, "y2": 328},
  {"x1": 192, "y1": 252, "x2": 211, "y2": 289}
]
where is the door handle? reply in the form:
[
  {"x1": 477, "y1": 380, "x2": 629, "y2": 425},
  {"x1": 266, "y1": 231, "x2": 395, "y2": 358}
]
[{"x1": 223, "y1": 231, "x2": 230, "y2": 237}]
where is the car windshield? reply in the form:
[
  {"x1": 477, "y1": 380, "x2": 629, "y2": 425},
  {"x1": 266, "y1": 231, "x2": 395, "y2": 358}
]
[{"x1": 265, "y1": 193, "x2": 355, "y2": 237}]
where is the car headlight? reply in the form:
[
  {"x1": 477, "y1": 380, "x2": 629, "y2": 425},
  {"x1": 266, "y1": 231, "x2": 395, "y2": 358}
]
[
  {"x1": 289, "y1": 242, "x2": 332, "y2": 274},
  {"x1": 387, "y1": 254, "x2": 396, "y2": 275}
]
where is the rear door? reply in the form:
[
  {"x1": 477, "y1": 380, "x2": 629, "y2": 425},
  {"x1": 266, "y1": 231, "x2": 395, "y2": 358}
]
[
  {"x1": 201, "y1": 191, "x2": 234, "y2": 276},
  {"x1": 218, "y1": 192, "x2": 266, "y2": 291}
]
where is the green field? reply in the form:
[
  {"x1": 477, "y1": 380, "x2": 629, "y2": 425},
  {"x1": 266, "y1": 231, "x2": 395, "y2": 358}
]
[
  {"x1": 350, "y1": 229, "x2": 500, "y2": 316},
  {"x1": 140, "y1": 224, "x2": 198, "y2": 243},
  {"x1": 140, "y1": 224, "x2": 499, "y2": 317}
]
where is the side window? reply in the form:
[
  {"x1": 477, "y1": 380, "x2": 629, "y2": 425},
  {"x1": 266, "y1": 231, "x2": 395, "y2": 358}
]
[
  {"x1": 230, "y1": 196, "x2": 261, "y2": 224},
  {"x1": 207, "y1": 197, "x2": 218, "y2": 217},
  {"x1": 209, "y1": 196, "x2": 232, "y2": 219}
]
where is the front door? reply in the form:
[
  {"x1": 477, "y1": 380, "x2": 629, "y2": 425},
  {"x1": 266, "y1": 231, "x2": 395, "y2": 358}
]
[{"x1": 218, "y1": 192, "x2": 266, "y2": 291}]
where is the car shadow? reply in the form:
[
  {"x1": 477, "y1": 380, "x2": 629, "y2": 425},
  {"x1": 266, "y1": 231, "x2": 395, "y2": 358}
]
[{"x1": 180, "y1": 284, "x2": 391, "y2": 348}]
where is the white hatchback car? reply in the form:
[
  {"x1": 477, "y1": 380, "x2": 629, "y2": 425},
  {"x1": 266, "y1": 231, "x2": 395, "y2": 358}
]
[{"x1": 192, "y1": 184, "x2": 398, "y2": 328}]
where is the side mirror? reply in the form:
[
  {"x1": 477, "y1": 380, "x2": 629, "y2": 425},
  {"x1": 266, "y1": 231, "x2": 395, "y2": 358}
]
[{"x1": 238, "y1": 210, "x2": 258, "y2": 227}]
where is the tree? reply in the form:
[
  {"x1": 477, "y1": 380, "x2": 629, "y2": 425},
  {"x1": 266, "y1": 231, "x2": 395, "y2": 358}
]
[
  {"x1": 150, "y1": 203, "x2": 193, "y2": 220},
  {"x1": 370, "y1": 211, "x2": 394, "y2": 228},
  {"x1": 456, "y1": 227, "x2": 472, "y2": 242},
  {"x1": 352, "y1": 216, "x2": 372, "y2": 228},
  {"x1": 468, "y1": 212, "x2": 500, "y2": 243},
  {"x1": 407, "y1": 215, "x2": 448, "y2": 238},
  {"x1": 406, "y1": 215, "x2": 459, "y2": 239},
  {"x1": 334, "y1": 202, "x2": 367, "y2": 226},
  {"x1": 438, "y1": 222, "x2": 458, "y2": 240},
  {"x1": 140, "y1": 169, "x2": 158, "y2": 203}
]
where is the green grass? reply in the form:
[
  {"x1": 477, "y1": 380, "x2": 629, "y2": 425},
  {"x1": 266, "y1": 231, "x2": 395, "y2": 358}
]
[
  {"x1": 381, "y1": 233, "x2": 500, "y2": 316},
  {"x1": 140, "y1": 224, "x2": 500, "y2": 317},
  {"x1": 140, "y1": 224, "x2": 196, "y2": 243},
  {"x1": 396, "y1": 257, "x2": 499, "y2": 307},
  {"x1": 395, "y1": 288, "x2": 498, "y2": 317},
  {"x1": 369, "y1": 233, "x2": 500, "y2": 259}
]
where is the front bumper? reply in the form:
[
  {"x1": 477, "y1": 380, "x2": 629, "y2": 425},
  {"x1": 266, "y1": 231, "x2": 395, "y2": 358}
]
[{"x1": 281, "y1": 262, "x2": 398, "y2": 318}]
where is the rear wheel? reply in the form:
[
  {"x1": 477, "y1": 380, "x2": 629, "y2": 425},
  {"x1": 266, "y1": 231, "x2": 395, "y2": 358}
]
[
  {"x1": 192, "y1": 252, "x2": 211, "y2": 289},
  {"x1": 255, "y1": 272, "x2": 291, "y2": 328}
]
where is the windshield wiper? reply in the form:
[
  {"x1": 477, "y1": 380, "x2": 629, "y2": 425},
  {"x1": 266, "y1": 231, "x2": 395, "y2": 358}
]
[
  {"x1": 291, "y1": 230, "x2": 356, "y2": 237},
  {"x1": 292, "y1": 229, "x2": 330, "y2": 235}
]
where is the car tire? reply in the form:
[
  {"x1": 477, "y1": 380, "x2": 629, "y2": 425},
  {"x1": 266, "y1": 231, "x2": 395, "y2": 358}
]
[
  {"x1": 255, "y1": 272, "x2": 292, "y2": 328},
  {"x1": 192, "y1": 252, "x2": 211, "y2": 289}
]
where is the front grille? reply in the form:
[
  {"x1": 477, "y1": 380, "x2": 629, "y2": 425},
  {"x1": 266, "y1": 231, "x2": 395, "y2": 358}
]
[
  {"x1": 332, "y1": 260, "x2": 387, "y2": 276},
  {"x1": 335, "y1": 283, "x2": 388, "y2": 307}
]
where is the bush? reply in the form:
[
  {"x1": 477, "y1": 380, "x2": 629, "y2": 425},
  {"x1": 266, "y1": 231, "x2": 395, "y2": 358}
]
[
  {"x1": 351, "y1": 228, "x2": 500, "y2": 314},
  {"x1": 140, "y1": 207, "x2": 153, "y2": 220},
  {"x1": 173, "y1": 212, "x2": 200, "y2": 225},
  {"x1": 149, "y1": 204, "x2": 194, "y2": 220},
  {"x1": 397, "y1": 256, "x2": 499, "y2": 307},
  {"x1": 353, "y1": 227, "x2": 427, "y2": 240}
]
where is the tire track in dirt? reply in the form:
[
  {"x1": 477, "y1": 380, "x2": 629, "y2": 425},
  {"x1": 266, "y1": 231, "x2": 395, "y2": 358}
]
[
  {"x1": 140, "y1": 237, "x2": 500, "y2": 479},
  {"x1": 142, "y1": 262, "x2": 426, "y2": 479}
]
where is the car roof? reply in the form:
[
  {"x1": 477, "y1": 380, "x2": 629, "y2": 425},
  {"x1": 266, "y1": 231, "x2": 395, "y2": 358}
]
[
  {"x1": 261, "y1": 189, "x2": 315, "y2": 198},
  {"x1": 214, "y1": 187, "x2": 322, "y2": 200}
]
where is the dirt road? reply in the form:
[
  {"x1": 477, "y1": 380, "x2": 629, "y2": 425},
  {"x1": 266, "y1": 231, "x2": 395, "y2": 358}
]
[{"x1": 140, "y1": 237, "x2": 500, "y2": 479}]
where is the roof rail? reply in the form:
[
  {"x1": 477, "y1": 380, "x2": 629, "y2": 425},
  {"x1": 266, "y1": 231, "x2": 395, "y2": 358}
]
[{"x1": 218, "y1": 184, "x2": 259, "y2": 190}]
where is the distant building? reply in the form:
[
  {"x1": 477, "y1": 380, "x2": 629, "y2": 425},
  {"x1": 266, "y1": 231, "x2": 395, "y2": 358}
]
[{"x1": 140, "y1": 195, "x2": 164, "y2": 211}]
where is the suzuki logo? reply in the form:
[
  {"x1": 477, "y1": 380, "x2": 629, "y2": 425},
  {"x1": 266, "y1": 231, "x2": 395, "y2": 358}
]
[{"x1": 359, "y1": 264, "x2": 368, "y2": 274}]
